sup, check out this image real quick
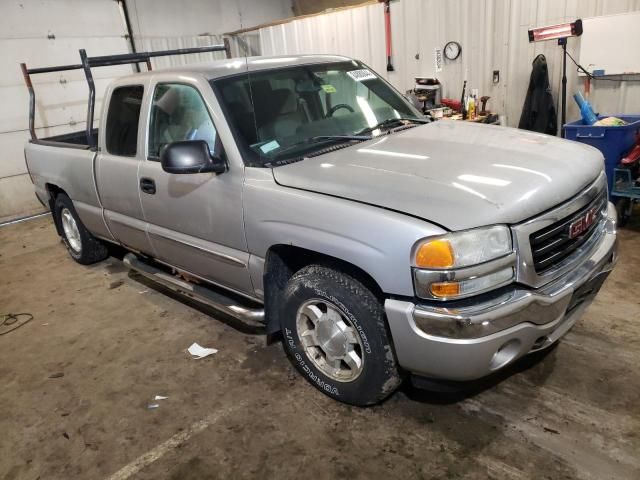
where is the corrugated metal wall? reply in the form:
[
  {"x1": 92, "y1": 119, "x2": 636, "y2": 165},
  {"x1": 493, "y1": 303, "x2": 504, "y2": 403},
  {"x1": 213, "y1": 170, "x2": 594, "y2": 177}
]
[
  {"x1": 258, "y1": 0, "x2": 640, "y2": 127},
  {"x1": 0, "y1": 0, "x2": 132, "y2": 222},
  {"x1": 126, "y1": 0, "x2": 291, "y2": 68}
]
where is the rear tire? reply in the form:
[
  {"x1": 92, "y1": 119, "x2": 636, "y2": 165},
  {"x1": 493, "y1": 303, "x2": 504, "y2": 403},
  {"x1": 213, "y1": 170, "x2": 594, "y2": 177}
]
[
  {"x1": 54, "y1": 193, "x2": 108, "y2": 265},
  {"x1": 280, "y1": 265, "x2": 402, "y2": 406}
]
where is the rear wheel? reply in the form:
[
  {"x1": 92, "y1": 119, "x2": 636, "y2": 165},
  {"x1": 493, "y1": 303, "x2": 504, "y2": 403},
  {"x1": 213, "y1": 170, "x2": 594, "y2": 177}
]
[
  {"x1": 54, "y1": 193, "x2": 108, "y2": 264},
  {"x1": 280, "y1": 265, "x2": 402, "y2": 406}
]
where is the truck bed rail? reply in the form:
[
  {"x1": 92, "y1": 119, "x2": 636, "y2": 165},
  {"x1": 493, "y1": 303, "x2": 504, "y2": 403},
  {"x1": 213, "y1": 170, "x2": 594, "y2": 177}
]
[{"x1": 20, "y1": 42, "x2": 231, "y2": 149}]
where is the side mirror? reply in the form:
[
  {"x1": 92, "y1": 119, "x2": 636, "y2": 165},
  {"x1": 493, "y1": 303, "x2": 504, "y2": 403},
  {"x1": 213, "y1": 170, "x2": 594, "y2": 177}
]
[{"x1": 160, "y1": 140, "x2": 226, "y2": 174}]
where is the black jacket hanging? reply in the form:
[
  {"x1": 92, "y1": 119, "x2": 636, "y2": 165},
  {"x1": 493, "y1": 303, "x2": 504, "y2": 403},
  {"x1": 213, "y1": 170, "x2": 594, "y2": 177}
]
[{"x1": 518, "y1": 54, "x2": 557, "y2": 135}]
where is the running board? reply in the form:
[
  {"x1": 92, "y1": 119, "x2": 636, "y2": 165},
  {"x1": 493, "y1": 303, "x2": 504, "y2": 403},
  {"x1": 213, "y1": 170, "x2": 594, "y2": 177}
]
[{"x1": 123, "y1": 253, "x2": 265, "y2": 324}]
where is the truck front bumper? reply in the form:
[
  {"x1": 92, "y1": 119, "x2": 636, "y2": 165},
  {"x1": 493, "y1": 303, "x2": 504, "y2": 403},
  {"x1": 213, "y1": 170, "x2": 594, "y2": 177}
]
[{"x1": 385, "y1": 207, "x2": 618, "y2": 382}]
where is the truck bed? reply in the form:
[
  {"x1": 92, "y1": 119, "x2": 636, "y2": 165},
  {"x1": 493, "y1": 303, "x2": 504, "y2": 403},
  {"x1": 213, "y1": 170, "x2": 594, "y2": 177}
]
[{"x1": 32, "y1": 129, "x2": 98, "y2": 150}]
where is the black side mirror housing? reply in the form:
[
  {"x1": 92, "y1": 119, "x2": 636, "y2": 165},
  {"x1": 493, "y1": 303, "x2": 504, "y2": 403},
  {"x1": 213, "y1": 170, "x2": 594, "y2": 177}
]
[{"x1": 160, "y1": 140, "x2": 226, "y2": 174}]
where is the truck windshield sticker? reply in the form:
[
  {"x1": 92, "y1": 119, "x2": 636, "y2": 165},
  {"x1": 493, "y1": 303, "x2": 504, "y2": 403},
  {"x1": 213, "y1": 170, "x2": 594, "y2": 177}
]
[
  {"x1": 260, "y1": 140, "x2": 280, "y2": 154},
  {"x1": 346, "y1": 69, "x2": 376, "y2": 82},
  {"x1": 321, "y1": 84, "x2": 337, "y2": 93}
]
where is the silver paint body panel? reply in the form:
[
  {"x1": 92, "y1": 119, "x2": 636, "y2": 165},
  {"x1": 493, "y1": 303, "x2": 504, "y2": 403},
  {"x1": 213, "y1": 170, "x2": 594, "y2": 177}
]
[
  {"x1": 136, "y1": 72, "x2": 252, "y2": 293},
  {"x1": 243, "y1": 167, "x2": 445, "y2": 296},
  {"x1": 272, "y1": 120, "x2": 604, "y2": 231}
]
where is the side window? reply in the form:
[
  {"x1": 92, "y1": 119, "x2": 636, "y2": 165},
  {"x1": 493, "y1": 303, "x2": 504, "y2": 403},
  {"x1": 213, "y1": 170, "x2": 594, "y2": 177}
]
[
  {"x1": 105, "y1": 86, "x2": 143, "y2": 156},
  {"x1": 148, "y1": 83, "x2": 218, "y2": 159}
]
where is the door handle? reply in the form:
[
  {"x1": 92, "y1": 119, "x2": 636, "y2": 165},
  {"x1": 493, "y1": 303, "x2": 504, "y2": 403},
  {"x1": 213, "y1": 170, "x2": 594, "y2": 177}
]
[{"x1": 140, "y1": 177, "x2": 156, "y2": 194}]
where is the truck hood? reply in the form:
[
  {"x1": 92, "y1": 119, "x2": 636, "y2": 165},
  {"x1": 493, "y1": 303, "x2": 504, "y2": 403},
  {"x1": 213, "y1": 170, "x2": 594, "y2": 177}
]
[{"x1": 272, "y1": 121, "x2": 604, "y2": 230}]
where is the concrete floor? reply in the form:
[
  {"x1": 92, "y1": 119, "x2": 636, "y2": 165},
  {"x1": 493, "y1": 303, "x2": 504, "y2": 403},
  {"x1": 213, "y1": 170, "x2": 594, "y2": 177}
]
[{"x1": 1, "y1": 215, "x2": 639, "y2": 480}]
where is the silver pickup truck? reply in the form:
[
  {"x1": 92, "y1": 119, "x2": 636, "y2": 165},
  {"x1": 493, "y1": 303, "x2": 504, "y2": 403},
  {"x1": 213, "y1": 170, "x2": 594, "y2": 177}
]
[{"x1": 23, "y1": 48, "x2": 617, "y2": 406}]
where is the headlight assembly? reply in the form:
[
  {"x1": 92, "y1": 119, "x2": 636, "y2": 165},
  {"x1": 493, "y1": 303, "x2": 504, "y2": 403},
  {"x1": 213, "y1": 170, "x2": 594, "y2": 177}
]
[
  {"x1": 412, "y1": 226, "x2": 515, "y2": 300},
  {"x1": 414, "y1": 226, "x2": 512, "y2": 269}
]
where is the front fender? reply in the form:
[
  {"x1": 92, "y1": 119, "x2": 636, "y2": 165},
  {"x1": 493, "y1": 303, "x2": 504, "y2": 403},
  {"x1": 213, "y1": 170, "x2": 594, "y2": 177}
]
[{"x1": 243, "y1": 168, "x2": 446, "y2": 297}]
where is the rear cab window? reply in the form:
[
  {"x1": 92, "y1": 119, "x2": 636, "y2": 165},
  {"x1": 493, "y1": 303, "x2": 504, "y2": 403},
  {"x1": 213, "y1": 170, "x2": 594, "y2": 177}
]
[{"x1": 105, "y1": 85, "x2": 144, "y2": 156}]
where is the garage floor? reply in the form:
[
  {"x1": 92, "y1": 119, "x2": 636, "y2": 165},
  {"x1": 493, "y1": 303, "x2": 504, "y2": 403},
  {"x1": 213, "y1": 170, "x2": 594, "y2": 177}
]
[{"x1": 1, "y1": 215, "x2": 639, "y2": 480}]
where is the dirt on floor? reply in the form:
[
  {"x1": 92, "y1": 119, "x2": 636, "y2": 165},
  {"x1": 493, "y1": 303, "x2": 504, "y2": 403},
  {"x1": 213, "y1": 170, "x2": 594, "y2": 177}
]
[{"x1": 1, "y1": 214, "x2": 639, "y2": 480}]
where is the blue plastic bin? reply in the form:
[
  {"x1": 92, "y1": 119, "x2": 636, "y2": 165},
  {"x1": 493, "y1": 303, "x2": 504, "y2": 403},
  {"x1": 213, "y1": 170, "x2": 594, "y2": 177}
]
[{"x1": 564, "y1": 115, "x2": 640, "y2": 198}]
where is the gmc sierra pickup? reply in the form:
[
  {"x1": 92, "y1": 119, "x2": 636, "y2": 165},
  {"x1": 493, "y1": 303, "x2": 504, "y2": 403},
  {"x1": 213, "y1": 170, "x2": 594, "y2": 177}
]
[{"x1": 23, "y1": 49, "x2": 617, "y2": 406}]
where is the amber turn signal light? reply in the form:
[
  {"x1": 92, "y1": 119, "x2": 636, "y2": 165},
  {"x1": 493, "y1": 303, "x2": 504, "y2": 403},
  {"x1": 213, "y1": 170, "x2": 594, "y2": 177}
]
[
  {"x1": 415, "y1": 239, "x2": 454, "y2": 268},
  {"x1": 430, "y1": 281, "x2": 460, "y2": 297}
]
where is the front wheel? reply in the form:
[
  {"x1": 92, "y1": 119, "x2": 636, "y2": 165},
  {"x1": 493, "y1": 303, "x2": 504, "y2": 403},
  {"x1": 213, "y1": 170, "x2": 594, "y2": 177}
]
[
  {"x1": 54, "y1": 193, "x2": 108, "y2": 265},
  {"x1": 280, "y1": 265, "x2": 402, "y2": 406}
]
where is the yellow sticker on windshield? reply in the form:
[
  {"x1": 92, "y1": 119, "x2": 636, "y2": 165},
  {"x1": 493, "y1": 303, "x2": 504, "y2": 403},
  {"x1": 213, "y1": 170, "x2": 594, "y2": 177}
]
[{"x1": 321, "y1": 84, "x2": 337, "y2": 94}]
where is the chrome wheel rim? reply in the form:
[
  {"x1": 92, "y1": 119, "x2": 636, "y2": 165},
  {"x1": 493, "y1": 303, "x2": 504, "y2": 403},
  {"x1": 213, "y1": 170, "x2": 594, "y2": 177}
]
[
  {"x1": 295, "y1": 299, "x2": 364, "y2": 382},
  {"x1": 61, "y1": 208, "x2": 82, "y2": 253}
]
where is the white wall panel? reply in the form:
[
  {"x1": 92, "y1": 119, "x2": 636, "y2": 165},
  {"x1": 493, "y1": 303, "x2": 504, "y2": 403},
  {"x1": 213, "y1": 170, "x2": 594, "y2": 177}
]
[
  {"x1": 1, "y1": 77, "x2": 117, "y2": 133},
  {"x1": 255, "y1": 0, "x2": 640, "y2": 129},
  {"x1": 0, "y1": 123, "x2": 88, "y2": 178},
  {"x1": 126, "y1": 0, "x2": 292, "y2": 69},
  {"x1": 0, "y1": 174, "x2": 46, "y2": 221},
  {"x1": 0, "y1": 0, "x2": 126, "y2": 38},
  {"x1": 0, "y1": 0, "x2": 295, "y2": 221},
  {"x1": 126, "y1": 0, "x2": 292, "y2": 37},
  {"x1": 0, "y1": 0, "x2": 131, "y2": 222}
]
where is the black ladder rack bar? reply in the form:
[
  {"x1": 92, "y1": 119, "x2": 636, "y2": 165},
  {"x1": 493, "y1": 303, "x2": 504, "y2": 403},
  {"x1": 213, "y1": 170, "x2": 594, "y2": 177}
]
[
  {"x1": 20, "y1": 43, "x2": 229, "y2": 147},
  {"x1": 26, "y1": 63, "x2": 84, "y2": 75},
  {"x1": 87, "y1": 45, "x2": 229, "y2": 68}
]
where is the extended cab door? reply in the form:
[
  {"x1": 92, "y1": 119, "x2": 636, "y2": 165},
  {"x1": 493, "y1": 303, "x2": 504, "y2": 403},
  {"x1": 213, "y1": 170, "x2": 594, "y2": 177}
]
[
  {"x1": 95, "y1": 83, "x2": 154, "y2": 255},
  {"x1": 137, "y1": 75, "x2": 253, "y2": 296}
]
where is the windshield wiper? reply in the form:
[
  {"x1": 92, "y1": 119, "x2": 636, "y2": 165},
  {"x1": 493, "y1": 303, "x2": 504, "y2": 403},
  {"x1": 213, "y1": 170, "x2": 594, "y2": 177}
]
[
  {"x1": 264, "y1": 135, "x2": 371, "y2": 161},
  {"x1": 356, "y1": 117, "x2": 429, "y2": 136},
  {"x1": 310, "y1": 135, "x2": 373, "y2": 141}
]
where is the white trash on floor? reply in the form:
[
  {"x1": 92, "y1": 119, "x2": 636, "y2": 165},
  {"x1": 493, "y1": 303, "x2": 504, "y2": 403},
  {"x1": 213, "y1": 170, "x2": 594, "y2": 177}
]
[{"x1": 188, "y1": 342, "x2": 218, "y2": 359}]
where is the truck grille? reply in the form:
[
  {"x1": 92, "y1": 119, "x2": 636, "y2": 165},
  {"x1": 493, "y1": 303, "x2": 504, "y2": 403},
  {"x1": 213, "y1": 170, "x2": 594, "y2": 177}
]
[{"x1": 529, "y1": 191, "x2": 607, "y2": 273}]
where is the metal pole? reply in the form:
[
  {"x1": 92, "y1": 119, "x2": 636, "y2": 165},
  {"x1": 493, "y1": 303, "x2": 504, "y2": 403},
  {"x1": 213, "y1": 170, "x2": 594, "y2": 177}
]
[
  {"x1": 20, "y1": 63, "x2": 37, "y2": 140},
  {"x1": 87, "y1": 45, "x2": 227, "y2": 67},
  {"x1": 560, "y1": 38, "x2": 567, "y2": 137},
  {"x1": 384, "y1": 1, "x2": 394, "y2": 71},
  {"x1": 79, "y1": 49, "x2": 97, "y2": 148},
  {"x1": 223, "y1": 37, "x2": 232, "y2": 59},
  {"x1": 119, "y1": 0, "x2": 141, "y2": 73}
]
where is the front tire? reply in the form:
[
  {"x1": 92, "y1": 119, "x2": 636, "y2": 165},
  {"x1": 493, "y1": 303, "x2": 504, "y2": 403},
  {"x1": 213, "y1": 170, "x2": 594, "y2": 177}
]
[
  {"x1": 280, "y1": 265, "x2": 402, "y2": 406},
  {"x1": 54, "y1": 193, "x2": 108, "y2": 265}
]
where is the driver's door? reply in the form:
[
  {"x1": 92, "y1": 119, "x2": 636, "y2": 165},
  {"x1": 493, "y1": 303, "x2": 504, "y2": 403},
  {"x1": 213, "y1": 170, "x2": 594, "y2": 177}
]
[{"x1": 137, "y1": 78, "x2": 252, "y2": 296}]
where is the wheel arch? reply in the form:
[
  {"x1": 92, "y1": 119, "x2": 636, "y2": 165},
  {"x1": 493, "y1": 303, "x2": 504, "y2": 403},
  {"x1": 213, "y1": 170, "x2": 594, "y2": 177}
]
[
  {"x1": 262, "y1": 244, "x2": 385, "y2": 336},
  {"x1": 45, "y1": 183, "x2": 69, "y2": 236}
]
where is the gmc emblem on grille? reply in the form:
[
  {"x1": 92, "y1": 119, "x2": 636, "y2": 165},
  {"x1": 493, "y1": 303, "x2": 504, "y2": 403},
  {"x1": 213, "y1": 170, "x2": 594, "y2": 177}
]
[{"x1": 568, "y1": 207, "x2": 599, "y2": 239}]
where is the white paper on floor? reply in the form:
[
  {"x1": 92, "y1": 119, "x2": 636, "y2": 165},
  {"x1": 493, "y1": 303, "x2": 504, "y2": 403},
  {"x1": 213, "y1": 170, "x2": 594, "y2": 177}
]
[
  {"x1": 154, "y1": 395, "x2": 168, "y2": 400},
  {"x1": 188, "y1": 342, "x2": 218, "y2": 359}
]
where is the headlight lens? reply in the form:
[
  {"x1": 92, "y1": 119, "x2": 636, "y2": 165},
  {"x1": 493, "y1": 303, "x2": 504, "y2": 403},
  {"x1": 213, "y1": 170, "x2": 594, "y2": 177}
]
[
  {"x1": 414, "y1": 226, "x2": 512, "y2": 269},
  {"x1": 413, "y1": 226, "x2": 515, "y2": 301}
]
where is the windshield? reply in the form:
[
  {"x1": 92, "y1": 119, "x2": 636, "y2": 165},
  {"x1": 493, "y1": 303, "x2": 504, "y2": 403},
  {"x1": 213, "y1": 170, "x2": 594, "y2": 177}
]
[{"x1": 213, "y1": 61, "x2": 423, "y2": 165}]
